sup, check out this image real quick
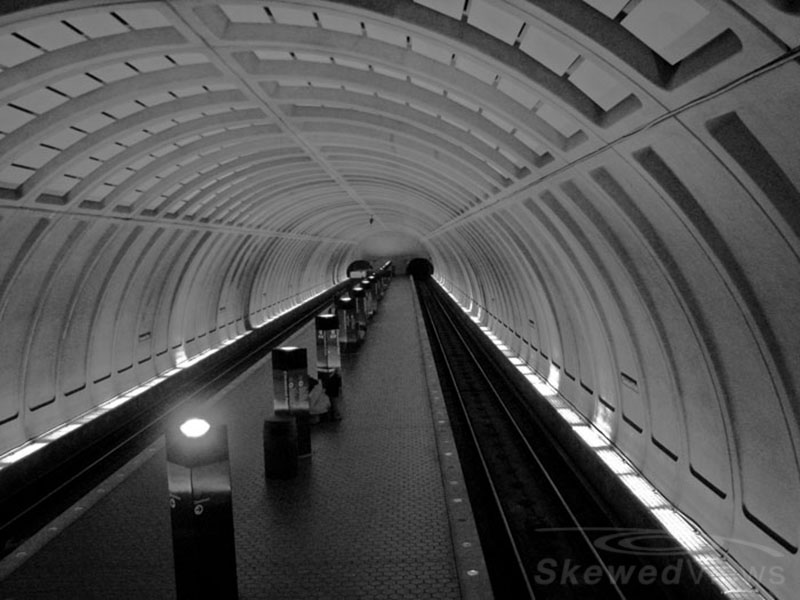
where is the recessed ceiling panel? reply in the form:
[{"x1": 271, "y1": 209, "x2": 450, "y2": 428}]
[
  {"x1": 220, "y1": 4, "x2": 270, "y2": 23},
  {"x1": 16, "y1": 145, "x2": 59, "y2": 169},
  {"x1": 65, "y1": 13, "x2": 129, "y2": 37},
  {"x1": 89, "y1": 63, "x2": 138, "y2": 83},
  {"x1": 114, "y1": 8, "x2": 171, "y2": 29},
  {"x1": 467, "y1": 0, "x2": 522, "y2": 44},
  {"x1": 15, "y1": 88, "x2": 68, "y2": 114},
  {"x1": 413, "y1": 0, "x2": 464, "y2": 20},
  {"x1": 73, "y1": 113, "x2": 115, "y2": 133},
  {"x1": 255, "y1": 49, "x2": 293, "y2": 61},
  {"x1": 519, "y1": 25, "x2": 580, "y2": 76},
  {"x1": 41, "y1": 128, "x2": 85, "y2": 150},
  {"x1": 622, "y1": 0, "x2": 709, "y2": 52},
  {"x1": 51, "y1": 73, "x2": 104, "y2": 97},
  {"x1": 317, "y1": 12, "x2": 362, "y2": 35},
  {"x1": 537, "y1": 103, "x2": 581, "y2": 138},
  {"x1": 334, "y1": 57, "x2": 368, "y2": 70},
  {"x1": 0, "y1": 34, "x2": 43, "y2": 67},
  {"x1": 496, "y1": 77, "x2": 540, "y2": 109},
  {"x1": 582, "y1": 0, "x2": 629, "y2": 19},
  {"x1": 294, "y1": 51, "x2": 331, "y2": 64},
  {"x1": 269, "y1": 4, "x2": 317, "y2": 27},
  {"x1": 454, "y1": 54, "x2": 497, "y2": 84},
  {"x1": 568, "y1": 60, "x2": 629, "y2": 111},
  {"x1": 16, "y1": 21, "x2": 85, "y2": 51},
  {"x1": 0, "y1": 106, "x2": 36, "y2": 133},
  {"x1": 411, "y1": 37, "x2": 452, "y2": 64},
  {"x1": 0, "y1": 164, "x2": 36, "y2": 185},
  {"x1": 364, "y1": 22, "x2": 407, "y2": 47}
]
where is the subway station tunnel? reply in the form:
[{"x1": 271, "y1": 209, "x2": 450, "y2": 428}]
[{"x1": 0, "y1": 0, "x2": 798, "y2": 598}]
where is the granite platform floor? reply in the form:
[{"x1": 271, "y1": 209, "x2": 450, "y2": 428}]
[{"x1": 0, "y1": 277, "x2": 486, "y2": 600}]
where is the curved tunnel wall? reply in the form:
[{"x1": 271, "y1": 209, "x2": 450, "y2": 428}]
[
  {"x1": 0, "y1": 1, "x2": 798, "y2": 596},
  {"x1": 430, "y1": 60, "x2": 800, "y2": 581},
  {"x1": 0, "y1": 214, "x2": 350, "y2": 451}
]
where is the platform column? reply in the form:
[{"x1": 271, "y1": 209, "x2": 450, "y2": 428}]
[
  {"x1": 167, "y1": 419, "x2": 238, "y2": 600},
  {"x1": 272, "y1": 347, "x2": 311, "y2": 458}
]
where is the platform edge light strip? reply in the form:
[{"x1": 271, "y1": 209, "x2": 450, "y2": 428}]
[
  {"x1": 0, "y1": 285, "x2": 330, "y2": 469},
  {"x1": 433, "y1": 276, "x2": 772, "y2": 600}
]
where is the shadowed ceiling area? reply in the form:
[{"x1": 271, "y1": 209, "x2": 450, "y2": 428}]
[{"x1": 1, "y1": 1, "x2": 799, "y2": 597}]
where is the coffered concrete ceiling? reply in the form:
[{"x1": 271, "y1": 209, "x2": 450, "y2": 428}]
[{"x1": 1, "y1": 2, "x2": 799, "y2": 597}]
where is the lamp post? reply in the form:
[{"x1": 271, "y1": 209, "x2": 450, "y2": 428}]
[
  {"x1": 271, "y1": 347, "x2": 311, "y2": 459},
  {"x1": 166, "y1": 418, "x2": 238, "y2": 599}
]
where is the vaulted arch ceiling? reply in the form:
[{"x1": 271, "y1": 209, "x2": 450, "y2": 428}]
[{"x1": 1, "y1": 2, "x2": 799, "y2": 598}]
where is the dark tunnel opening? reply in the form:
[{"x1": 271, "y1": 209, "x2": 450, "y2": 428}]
[{"x1": 406, "y1": 257, "x2": 434, "y2": 280}]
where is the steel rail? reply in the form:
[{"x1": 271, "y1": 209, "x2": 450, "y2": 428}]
[{"x1": 420, "y1": 281, "x2": 627, "y2": 600}]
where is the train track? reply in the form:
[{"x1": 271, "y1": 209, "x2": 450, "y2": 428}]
[
  {"x1": 0, "y1": 285, "x2": 346, "y2": 562},
  {"x1": 416, "y1": 279, "x2": 692, "y2": 600}
]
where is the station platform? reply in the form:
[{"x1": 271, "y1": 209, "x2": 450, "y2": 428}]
[{"x1": 0, "y1": 277, "x2": 490, "y2": 600}]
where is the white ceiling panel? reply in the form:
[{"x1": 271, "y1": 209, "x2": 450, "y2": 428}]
[
  {"x1": 118, "y1": 130, "x2": 150, "y2": 146},
  {"x1": 255, "y1": 49, "x2": 293, "y2": 61},
  {"x1": 45, "y1": 174, "x2": 79, "y2": 194},
  {"x1": 496, "y1": 77, "x2": 540, "y2": 109},
  {"x1": 129, "y1": 56, "x2": 174, "y2": 72},
  {"x1": 91, "y1": 143, "x2": 126, "y2": 161},
  {"x1": 145, "y1": 120, "x2": 175, "y2": 134},
  {"x1": 410, "y1": 77, "x2": 444, "y2": 95},
  {"x1": 413, "y1": 0, "x2": 464, "y2": 20},
  {"x1": 0, "y1": 105, "x2": 36, "y2": 133},
  {"x1": 84, "y1": 182, "x2": 115, "y2": 200},
  {"x1": 411, "y1": 37, "x2": 452, "y2": 64},
  {"x1": 537, "y1": 103, "x2": 581, "y2": 138},
  {"x1": 151, "y1": 144, "x2": 178, "y2": 158},
  {"x1": 0, "y1": 164, "x2": 35, "y2": 185},
  {"x1": 317, "y1": 12, "x2": 362, "y2": 35},
  {"x1": 139, "y1": 92, "x2": 174, "y2": 106},
  {"x1": 105, "y1": 169, "x2": 134, "y2": 185},
  {"x1": 568, "y1": 59, "x2": 629, "y2": 110},
  {"x1": 0, "y1": 34, "x2": 43, "y2": 67},
  {"x1": 467, "y1": 0, "x2": 522, "y2": 44},
  {"x1": 364, "y1": 22, "x2": 407, "y2": 47},
  {"x1": 220, "y1": 5, "x2": 270, "y2": 23},
  {"x1": 269, "y1": 4, "x2": 317, "y2": 27},
  {"x1": 447, "y1": 91, "x2": 480, "y2": 112},
  {"x1": 41, "y1": 128, "x2": 85, "y2": 150},
  {"x1": 16, "y1": 145, "x2": 59, "y2": 169},
  {"x1": 622, "y1": 0, "x2": 709, "y2": 52},
  {"x1": 170, "y1": 53, "x2": 209, "y2": 65},
  {"x1": 334, "y1": 57, "x2": 368, "y2": 70},
  {"x1": 51, "y1": 73, "x2": 103, "y2": 97},
  {"x1": 454, "y1": 54, "x2": 496, "y2": 84},
  {"x1": 67, "y1": 157, "x2": 102, "y2": 177},
  {"x1": 73, "y1": 113, "x2": 115, "y2": 133},
  {"x1": 15, "y1": 88, "x2": 68, "y2": 114},
  {"x1": 482, "y1": 110, "x2": 513, "y2": 132},
  {"x1": 17, "y1": 21, "x2": 85, "y2": 51},
  {"x1": 106, "y1": 101, "x2": 143, "y2": 119},
  {"x1": 371, "y1": 64, "x2": 406, "y2": 80},
  {"x1": 173, "y1": 86, "x2": 207, "y2": 97},
  {"x1": 294, "y1": 52, "x2": 331, "y2": 64},
  {"x1": 90, "y1": 63, "x2": 138, "y2": 83},
  {"x1": 519, "y1": 26, "x2": 580, "y2": 76},
  {"x1": 115, "y1": 8, "x2": 171, "y2": 29},
  {"x1": 582, "y1": 0, "x2": 629, "y2": 19},
  {"x1": 66, "y1": 13, "x2": 129, "y2": 38},
  {"x1": 513, "y1": 128, "x2": 545, "y2": 153}
]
